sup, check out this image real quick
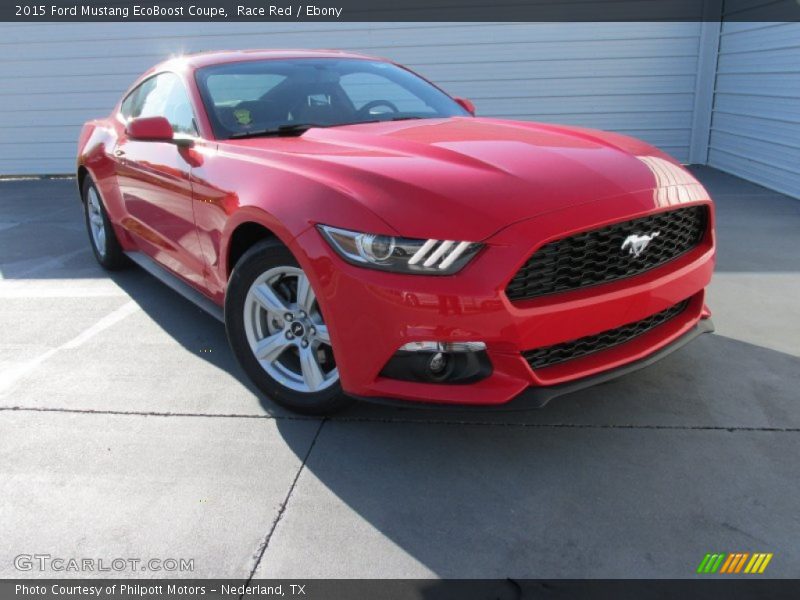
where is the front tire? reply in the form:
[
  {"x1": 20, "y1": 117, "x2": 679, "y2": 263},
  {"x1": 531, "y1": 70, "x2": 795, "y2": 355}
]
[
  {"x1": 82, "y1": 176, "x2": 127, "y2": 270},
  {"x1": 225, "y1": 239, "x2": 353, "y2": 415}
]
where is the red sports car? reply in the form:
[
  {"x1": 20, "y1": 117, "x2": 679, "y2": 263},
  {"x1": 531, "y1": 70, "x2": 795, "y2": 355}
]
[{"x1": 77, "y1": 50, "x2": 715, "y2": 414}]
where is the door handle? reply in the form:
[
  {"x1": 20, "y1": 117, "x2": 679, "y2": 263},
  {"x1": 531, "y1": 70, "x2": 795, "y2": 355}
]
[{"x1": 114, "y1": 149, "x2": 126, "y2": 157}]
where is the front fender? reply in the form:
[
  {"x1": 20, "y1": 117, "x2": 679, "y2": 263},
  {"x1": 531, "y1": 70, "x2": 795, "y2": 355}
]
[{"x1": 192, "y1": 147, "x2": 394, "y2": 298}]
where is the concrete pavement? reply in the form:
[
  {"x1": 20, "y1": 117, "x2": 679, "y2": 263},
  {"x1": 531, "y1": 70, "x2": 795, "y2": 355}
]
[{"x1": 0, "y1": 168, "x2": 798, "y2": 578}]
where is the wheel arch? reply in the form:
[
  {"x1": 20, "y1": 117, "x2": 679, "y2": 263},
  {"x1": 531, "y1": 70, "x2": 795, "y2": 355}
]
[
  {"x1": 76, "y1": 165, "x2": 90, "y2": 200},
  {"x1": 225, "y1": 221, "x2": 282, "y2": 278}
]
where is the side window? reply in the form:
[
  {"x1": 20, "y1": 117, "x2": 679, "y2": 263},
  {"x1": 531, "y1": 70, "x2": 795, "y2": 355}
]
[{"x1": 129, "y1": 73, "x2": 197, "y2": 136}]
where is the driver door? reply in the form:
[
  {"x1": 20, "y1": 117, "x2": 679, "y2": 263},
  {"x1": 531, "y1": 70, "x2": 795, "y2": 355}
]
[{"x1": 113, "y1": 72, "x2": 206, "y2": 287}]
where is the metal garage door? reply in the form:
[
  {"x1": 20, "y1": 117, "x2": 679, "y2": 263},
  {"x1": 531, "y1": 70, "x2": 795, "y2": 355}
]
[
  {"x1": 708, "y1": 21, "x2": 800, "y2": 198},
  {"x1": 0, "y1": 22, "x2": 703, "y2": 175}
]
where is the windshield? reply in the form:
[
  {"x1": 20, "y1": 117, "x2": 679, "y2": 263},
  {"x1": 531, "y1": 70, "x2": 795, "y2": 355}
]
[{"x1": 194, "y1": 58, "x2": 470, "y2": 139}]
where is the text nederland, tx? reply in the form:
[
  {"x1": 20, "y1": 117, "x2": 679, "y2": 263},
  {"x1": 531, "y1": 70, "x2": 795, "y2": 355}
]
[{"x1": 15, "y1": 584, "x2": 305, "y2": 596}]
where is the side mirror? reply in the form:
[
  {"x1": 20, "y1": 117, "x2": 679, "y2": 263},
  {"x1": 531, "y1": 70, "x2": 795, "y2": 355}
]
[
  {"x1": 126, "y1": 116, "x2": 175, "y2": 142},
  {"x1": 454, "y1": 97, "x2": 476, "y2": 116}
]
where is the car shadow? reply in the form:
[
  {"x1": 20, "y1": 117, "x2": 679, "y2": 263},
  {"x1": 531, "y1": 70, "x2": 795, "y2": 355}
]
[{"x1": 105, "y1": 266, "x2": 273, "y2": 409}]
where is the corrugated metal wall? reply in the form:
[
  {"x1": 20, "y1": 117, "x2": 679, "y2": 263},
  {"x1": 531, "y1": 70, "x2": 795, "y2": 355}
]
[
  {"x1": 708, "y1": 21, "x2": 800, "y2": 198},
  {"x1": 0, "y1": 22, "x2": 703, "y2": 174}
]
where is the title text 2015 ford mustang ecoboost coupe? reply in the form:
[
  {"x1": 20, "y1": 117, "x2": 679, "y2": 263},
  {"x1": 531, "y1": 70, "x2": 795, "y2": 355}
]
[{"x1": 77, "y1": 50, "x2": 715, "y2": 414}]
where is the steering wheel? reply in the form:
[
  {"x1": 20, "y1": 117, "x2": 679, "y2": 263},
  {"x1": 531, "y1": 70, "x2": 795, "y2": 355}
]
[{"x1": 356, "y1": 100, "x2": 400, "y2": 119}]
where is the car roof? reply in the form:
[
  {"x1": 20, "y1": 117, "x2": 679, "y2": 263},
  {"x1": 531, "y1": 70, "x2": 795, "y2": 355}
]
[{"x1": 154, "y1": 49, "x2": 388, "y2": 72}]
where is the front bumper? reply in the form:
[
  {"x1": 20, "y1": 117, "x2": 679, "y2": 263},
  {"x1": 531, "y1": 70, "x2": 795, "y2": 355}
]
[
  {"x1": 351, "y1": 317, "x2": 714, "y2": 410},
  {"x1": 291, "y1": 191, "x2": 715, "y2": 407}
]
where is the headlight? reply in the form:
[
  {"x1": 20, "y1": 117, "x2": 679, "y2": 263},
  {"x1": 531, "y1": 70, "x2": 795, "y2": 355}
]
[{"x1": 317, "y1": 225, "x2": 482, "y2": 275}]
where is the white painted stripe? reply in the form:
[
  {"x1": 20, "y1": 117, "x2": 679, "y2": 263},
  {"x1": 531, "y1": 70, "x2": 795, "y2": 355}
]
[
  {"x1": 2, "y1": 247, "x2": 90, "y2": 279},
  {"x1": 0, "y1": 278, "x2": 127, "y2": 298},
  {"x1": 0, "y1": 300, "x2": 139, "y2": 394}
]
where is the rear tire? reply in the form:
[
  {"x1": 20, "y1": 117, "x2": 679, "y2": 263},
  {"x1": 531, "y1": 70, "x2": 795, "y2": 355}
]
[
  {"x1": 225, "y1": 239, "x2": 353, "y2": 415},
  {"x1": 82, "y1": 176, "x2": 128, "y2": 270}
]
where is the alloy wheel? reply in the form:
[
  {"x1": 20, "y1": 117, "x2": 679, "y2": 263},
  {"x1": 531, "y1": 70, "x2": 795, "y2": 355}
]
[
  {"x1": 242, "y1": 266, "x2": 338, "y2": 393},
  {"x1": 86, "y1": 187, "x2": 106, "y2": 256}
]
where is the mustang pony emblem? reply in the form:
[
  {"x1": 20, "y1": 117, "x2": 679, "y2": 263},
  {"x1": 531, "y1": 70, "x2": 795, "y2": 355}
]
[{"x1": 621, "y1": 232, "x2": 660, "y2": 257}]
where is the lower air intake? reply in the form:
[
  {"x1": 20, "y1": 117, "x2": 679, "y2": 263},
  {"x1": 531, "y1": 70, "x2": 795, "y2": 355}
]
[{"x1": 523, "y1": 299, "x2": 690, "y2": 370}]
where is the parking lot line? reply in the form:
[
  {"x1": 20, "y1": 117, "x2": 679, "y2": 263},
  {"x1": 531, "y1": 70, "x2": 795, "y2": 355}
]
[
  {"x1": 1, "y1": 246, "x2": 89, "y2": 279},
  {"x1": 0, "y1": 278, "x2": 128, "y2": 298},
  {"x1": 0, "y1": 300, "x2": 139, "y2": 394}
]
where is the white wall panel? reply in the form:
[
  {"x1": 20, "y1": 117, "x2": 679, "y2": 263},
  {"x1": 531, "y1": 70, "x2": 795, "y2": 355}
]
[
  {"x1": 708, "y1": 18, "x2": 800, "y2": 198},
  {"x1": 0, "y1": 22, "x2": 703, "y2": 174}
]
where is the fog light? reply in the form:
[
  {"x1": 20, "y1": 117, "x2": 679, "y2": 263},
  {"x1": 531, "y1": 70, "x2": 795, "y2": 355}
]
[
  {"x1": 428, "y1": 352, "x2": 447, "y2": 374},
  {"x1": 380, "y1": 341, "x2": 491, "y2": 384}
]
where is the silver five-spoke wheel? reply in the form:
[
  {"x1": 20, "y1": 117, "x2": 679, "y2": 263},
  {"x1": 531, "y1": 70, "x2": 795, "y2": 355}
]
[
  {"x1": 243, "y1": 266, "x2": 338, "y2": 393},
  {"x1": 86, "y1": 186, "x2": 106, "y2": 256}
]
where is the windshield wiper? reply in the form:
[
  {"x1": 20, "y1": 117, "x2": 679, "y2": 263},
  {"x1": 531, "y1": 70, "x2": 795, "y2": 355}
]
[
  {"x1": 356, "y1": 116, "x2": 425, "y2": 125},
  {"x1": 229, "y1": 116, "x2": 427, "y2": 139},
  {"x1": 229, "y1": 123, "x2": 323, "y2": 139}
]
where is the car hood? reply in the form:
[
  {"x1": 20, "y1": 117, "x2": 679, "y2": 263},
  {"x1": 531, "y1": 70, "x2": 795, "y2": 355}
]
[{"x1": 222, "y1": 117, "x2": 706, "y2": 241}]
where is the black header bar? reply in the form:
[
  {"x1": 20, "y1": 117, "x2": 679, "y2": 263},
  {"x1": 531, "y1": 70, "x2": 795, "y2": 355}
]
[
  {"x1": 4, "y1": 0, "x2": 800, "y2": 22},
  {"x1": 4, "y1": 579, "x2": 800, "y2": 600}
]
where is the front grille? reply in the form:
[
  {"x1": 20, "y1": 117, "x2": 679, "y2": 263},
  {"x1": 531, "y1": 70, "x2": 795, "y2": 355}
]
[
  {"x1": 506, "y1": 205, "x2": 708, "y2": 301},
  {"x1": 523, "y1": 299, "x2": 689, "y2": 370}
]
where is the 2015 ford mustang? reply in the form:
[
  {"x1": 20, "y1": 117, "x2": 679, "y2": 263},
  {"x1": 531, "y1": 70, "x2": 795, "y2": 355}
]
[{"x1": 77, "y1": 50, "x2": 715, "y2": 414}]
